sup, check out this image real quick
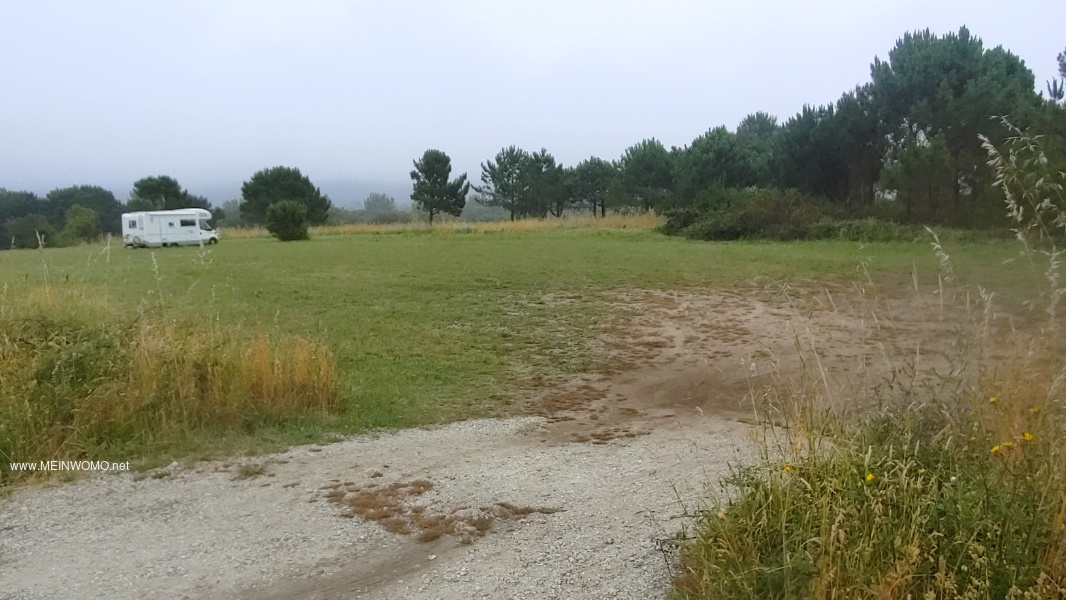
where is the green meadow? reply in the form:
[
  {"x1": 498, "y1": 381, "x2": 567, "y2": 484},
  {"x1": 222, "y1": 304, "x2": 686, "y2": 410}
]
[{"x1": 0, "y1": 227, "x2": 1023, "y2": 477}]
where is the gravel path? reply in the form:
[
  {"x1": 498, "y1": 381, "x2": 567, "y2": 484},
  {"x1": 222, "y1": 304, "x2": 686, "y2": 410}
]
[{"x1": 0, "y1": 415, "x2": 748, "y2": 600}]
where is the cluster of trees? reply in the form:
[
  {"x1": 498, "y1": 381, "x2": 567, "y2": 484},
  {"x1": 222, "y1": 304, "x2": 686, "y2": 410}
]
[
  {"x1": 376, "y1": 34, "x2": 1065, "y2": 233},
  {"x1": 239, "y1": 166, "x2": 330, "y2": 227},
  {"x1": 0, "y1": 177, "x2": 236, "y2": 249},
  {"x1": 402, "y1": 146, "x2": 618, "y2": 223},
  {"x1": 708, "y1": 30, "x2": 1062, "y2": 227},
  {"x1": 0, "y1": 166, "x2": 337, "y2": 247},
  {"x1": 127, "y1": 176, "x2": 211, "y2": 212},
  {"x1": 442, "y1": 28, "x2": 1066, "y2": 229},
  {"x1": 236, "y1": 166, "x2": 332, "y2": 240},
  {"x1": 0, "y1": 185, "x2": 124, "y2": 249},
  {"x1": 471, "y1": 147, "x2": 616, "y2": 220}
]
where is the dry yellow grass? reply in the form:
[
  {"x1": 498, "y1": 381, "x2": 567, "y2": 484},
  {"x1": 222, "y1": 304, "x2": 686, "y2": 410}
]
[
  {"x1": 0, "y1": 287, "x2": 338, "y2": 485},
  {"x1": 221, "y1": 213, "x2": 664, "y2": 239}
]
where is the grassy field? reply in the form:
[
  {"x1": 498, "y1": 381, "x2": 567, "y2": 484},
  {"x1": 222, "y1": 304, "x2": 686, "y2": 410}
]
[{"x1": 0, "y1": 223, "x2": 1026, "y2": 478}]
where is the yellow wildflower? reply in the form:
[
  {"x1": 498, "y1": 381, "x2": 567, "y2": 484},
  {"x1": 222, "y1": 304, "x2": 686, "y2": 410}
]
[
  {"x1": 865, "y1": 473, "x2": 875, "y2": 482},
  {"x1": 991, "y1": 445, "x2": 1001, "y2": 453},
  {"x1": 784, "y1": 465, "x2": 792, "y2": 472},
  {"x1": 918, "y1": 468, "x2": 926, "y2": 474},
  {"x1": 989, "y1": 396, "x2": 998, "y2": 403},
  {"x1": 1023, "y1": 432, "x2": 1034, "y2": 441},
  {"x1": 1002, "y1": 441, "x2": 1013, "y2": 448},
  {"x1": 1029, "y1": 407, "x2": 1040, "y2": 414}
]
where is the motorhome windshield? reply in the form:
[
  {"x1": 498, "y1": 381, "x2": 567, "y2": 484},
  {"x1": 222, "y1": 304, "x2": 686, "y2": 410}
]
[{"x1": 199, "y1": 220, "x2": 213, "y2": 231}]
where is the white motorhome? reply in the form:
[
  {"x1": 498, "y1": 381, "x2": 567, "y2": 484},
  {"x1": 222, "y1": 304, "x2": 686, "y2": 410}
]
[{"x1": 122, "y1": 209, "x2": 219, "y2": 248}]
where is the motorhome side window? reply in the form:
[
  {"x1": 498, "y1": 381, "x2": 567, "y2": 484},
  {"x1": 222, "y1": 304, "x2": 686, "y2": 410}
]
[
  {"x1": 168, "y1": 222, "x2": 175, "y2": 228},
  {"x1": 128, "y1": 220, "x2": 137, "y2": 228},
  {"x1": 179, "y1": 219, "x2": 196, "y2": 227}
]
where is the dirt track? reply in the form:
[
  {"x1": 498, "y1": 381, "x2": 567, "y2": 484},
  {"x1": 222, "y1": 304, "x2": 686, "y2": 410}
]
[{"x1": 0, "y1": 285, "x2": 961, "y2": 599}]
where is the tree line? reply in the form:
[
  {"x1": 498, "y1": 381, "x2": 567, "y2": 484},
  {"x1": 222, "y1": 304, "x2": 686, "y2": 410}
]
[
  {"x1": 0, "y1": 167, "x2": 334, "y2": 248},
  {"x1": 4, "y1": 27, "x2": 1065, "y2": 247},
  {"x1": 0, "y1": 176, "x2": 216, "y2": 249},
  {"x1": 412, "y1": 28, "x2": 1066, "y2": 231}
]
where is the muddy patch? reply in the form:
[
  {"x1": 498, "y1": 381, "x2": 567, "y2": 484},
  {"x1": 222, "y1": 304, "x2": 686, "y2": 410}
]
[
  {"x1": 531, "y1": 285, "x2": 974, "y2": 445},
  {"x1": 322, "y1": 479, "x2": 559, "y2": 545}
]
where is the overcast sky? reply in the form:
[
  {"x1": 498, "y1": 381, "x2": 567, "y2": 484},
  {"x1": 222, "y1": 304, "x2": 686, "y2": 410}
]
[{"x1": 1, "y1": 1, "x2": 1062, "y2": 206}]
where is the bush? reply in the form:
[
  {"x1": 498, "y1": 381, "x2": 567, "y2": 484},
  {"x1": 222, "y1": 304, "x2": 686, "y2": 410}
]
[
  {"x1": 663, "y1": 190, "x2": 1012, "y2": 243},
  {"x1": 3, "y1": 213, "x2": 58, "y2": 248},
  {"x1": 60, "y1": 204, "x2": 102, "y2": 244},
  {"x1": 368, "y1": 211, "x2": 415, "y2": 225},
  {"x1": 266, "y1": 200, "x2": 310, "y2": 241},
  {"x1": 667, "y1": 188, "x2": 835, "y2": 241}
]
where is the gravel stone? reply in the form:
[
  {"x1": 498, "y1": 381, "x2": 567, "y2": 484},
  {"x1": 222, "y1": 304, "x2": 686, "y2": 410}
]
[{"x1": 0, "y1": 416, "x2": 747, "y2": 600}]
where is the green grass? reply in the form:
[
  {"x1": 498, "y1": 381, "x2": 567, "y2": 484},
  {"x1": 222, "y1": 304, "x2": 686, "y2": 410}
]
[{"x1": 0, "y1": 229, "x2": 1028, "y2": 478}]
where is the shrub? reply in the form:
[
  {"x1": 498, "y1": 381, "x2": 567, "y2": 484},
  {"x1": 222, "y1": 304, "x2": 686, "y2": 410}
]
[
  {"x1": 808, "y1": 217, "x2": 953, "y2": 243},
  {"x1": 662, "y1": 186, "x2": 753, "y2": 236},
  {"x1": 663, "y1": 190, "x2": 1012, "y2": 243},
  {"x1": 266, "y1": 200, "x2": 310, "y2": 241},
  {"x1": 670, "y1": 188, "x2": 835, "y2": 241},
  {"x1": 60, "y1": 204, "x2": 102, "y2": 244},
  {"x1": 660, "y1": 207, "x2": 704, "y2": 236},
  {"x1": 368, "y1": 211, "x2": 415, "y2": 225},
  {"x1": 3, "y1": 214, "x2": 58, "y2": 248}
]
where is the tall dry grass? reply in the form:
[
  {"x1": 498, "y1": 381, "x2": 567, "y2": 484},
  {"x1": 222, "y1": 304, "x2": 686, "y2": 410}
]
[
  {"x1": 672, "y1": 122, "x2": 1066, "y2": 598},
  {"x1": 0, "y1": 285, "x2": 338, "y2": 486},
  {"x1": 221, "y1": 212, "x2": 664, "y2": 240}
]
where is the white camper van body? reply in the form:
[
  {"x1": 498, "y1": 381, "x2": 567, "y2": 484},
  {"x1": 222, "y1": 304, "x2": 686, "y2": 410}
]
[{"x1": 122, "y1": 209, "x2": 219, "y2": 248}]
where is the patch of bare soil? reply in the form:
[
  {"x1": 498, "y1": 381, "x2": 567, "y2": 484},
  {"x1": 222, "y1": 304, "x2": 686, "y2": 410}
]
[
  {"x1": 532, "y1": 283, "x2": 968, "y2": 447},
  {"x1": 322, "y1": 478, "x2": 557, "y2": 545}
]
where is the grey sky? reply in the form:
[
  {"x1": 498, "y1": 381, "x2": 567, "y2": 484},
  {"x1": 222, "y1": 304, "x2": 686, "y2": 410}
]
[{"x1": 1, "y1": 1, "x2": 1062, "y2": 206}]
